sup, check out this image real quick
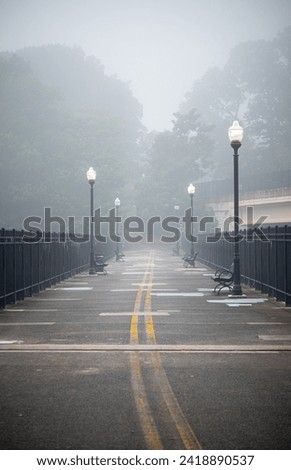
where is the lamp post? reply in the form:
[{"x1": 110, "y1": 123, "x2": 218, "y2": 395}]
[
  {"x1": 115, "y1": 197, "x2": 120, "y2": 261},
  {"x1": 174, "y1": 205, "x2": 180, "y2": 255},
  {"x1": 228, "y1": 120, "x2": 244, "y2": 296},
  {"x1": 187, "y1": 183, "x2": 195, "y2": 257},
  {"x1": 86, "y1": 167, "x2": 96, "y2": 275}
]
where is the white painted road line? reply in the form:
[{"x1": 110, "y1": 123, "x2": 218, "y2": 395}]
[
  {"x1": 151, "y1": 292, "x2": 204, "y2": 297},
  {"x1": 208, "y1": 298, "x2": 266, "y2": 304},
  {"x1": 110, "y1": 288, "x2": 140, "y2": 292},
  {"x1": 259, "y1": 335, "x2": 291, "y2": 341},
  {"x1": 227, "y1": 304, "x2": 253, "y2": 307},
  {"x1": 151, "y1": 289, "x2": 178, "y2": 291},
  {"x1": 0, "y1": 340, "x2": 24, "y2": 344},
  {"x1": 183, "y1": 272, "x2": 209, "y2": 275},
  {"x1": 5, "y1": 309, "x2": 58, "y2": 312},
  {"x1": 175, "y1": 268, "x2": 207, "y2": 272},
  {"x1": 247, "y1": 322, "x2": 284, "y2": 325},
  {"x1": 30, "y1": 298, "x2": 84, "y2": 301},
  {"x1": 4, "y1": 309, "x2": 25, "y2": 312},
  {"x1": 52, "y1": 287, "x2": 93, "y2": 291},
  {"x1": 99, "y1": 312, "x2": 170, "y2": 316},
  {"x1": 62, "y1": 282, "x2": 89, "y2": 285},
  {"x1": 110, "y1": 288, "x2": 178, "y2": 292},
  {"x1": 0, "y1": 322, "x2": 55, "y2": 326},
  {"x1": 131, "y1": 283, "x2": 168, "y2": 286}
]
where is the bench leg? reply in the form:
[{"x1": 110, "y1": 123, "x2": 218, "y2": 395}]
[{"x1": 217, "y1": 284, "x2": 232, "y2": 294}]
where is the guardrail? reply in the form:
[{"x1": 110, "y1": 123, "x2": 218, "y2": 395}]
[
  {"x1": 195, "y1": 225, "x2": 291, "y2": 306},
  {"x1": 0, "y1": 229, "x2": 114, "y2": 309}
]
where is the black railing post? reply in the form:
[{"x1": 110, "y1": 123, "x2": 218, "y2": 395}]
[
  {"x1": 21, "y1": 230, "x2": 25, "y2": 300},
  {"x1": 287, "y1": 226, "x2": 291, "y2": 306},
  {"x1": 284, "y1": 225, "x2": 287, "y2": 305},
  {"x1": 1, "y1": 229, "x2": 7, "y2": 309},
  {"x1": 267, "y1": 226, "x2": 271, "y2": 297},
  {"x1": 29, "y1": 242, "x2": 33, "y2": 297},
  {"x1": 12, "y1": 229, "x2": 17, "y2": 304},
  {"x1": 275, "y1": 225, "x2": 278, "y2": 299},
  {"x1": 254, "y1": 233, "x2": 257, "y2": 290}
]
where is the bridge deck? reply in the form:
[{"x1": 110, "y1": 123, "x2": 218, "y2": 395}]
[{"x1": 0, "y1": 245, "x2": 291, "y2": 449}]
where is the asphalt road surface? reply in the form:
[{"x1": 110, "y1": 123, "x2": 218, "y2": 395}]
[{"x1": 0, "y1": 245, "x2": 291, "y2": 450}]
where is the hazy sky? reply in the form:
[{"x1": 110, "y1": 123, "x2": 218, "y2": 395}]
[{"x1": 0, "y1": 0, "x2": 290, "y2": 130}]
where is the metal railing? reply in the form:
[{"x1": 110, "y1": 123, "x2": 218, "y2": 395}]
[
  {"x1": 0, "y1": 229, "x2": 114, "y2": 309},
  {"x1": 195, "y1": 225, "x2": 291, "y2": 306}
]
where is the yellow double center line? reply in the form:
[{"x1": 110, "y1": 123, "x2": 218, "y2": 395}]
[
  {"x1": 129, "y1": 251, "x2": 162, "y2": 449},
  {"x1": 130, "y1": 250, "x2": 201, "y2": 450}
]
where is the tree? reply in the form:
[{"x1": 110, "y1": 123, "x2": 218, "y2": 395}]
[
  {"x1": 226, "y1": 36, "x2": 290, "y2": 174},
  {"x1": 0, "y1": 54, "x2": 62, "y2": 226},
  {"x1": 0, "y1": 46, "x2": 143, "y2": 228},
  {"x1": 18, "y1": 45, "x2": 142, "y2": 144},
  {"x1": 136, "y1": 109, "x2": 213, "y2": 218},
  {"x1": 180, "y1": 27, "x2": 291, "y2": 179}
]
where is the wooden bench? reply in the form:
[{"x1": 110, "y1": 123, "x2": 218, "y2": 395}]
[{"x1": 211, "y1": 264, "x2": 234, "y2": 294}]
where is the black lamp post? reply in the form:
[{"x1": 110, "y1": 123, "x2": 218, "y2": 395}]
[
  {"x1": 187, "y1": 183, "x2": 195, "y2": 257},
  {"x1": 86, "y1": 166, "x2": 96, "y2": 275},
  {"x1": 174, "y1": 205, "x2": 180, "y2": 255},
  {"x1": 115, "y1": 197, "x2": 120, "y2": 261},
  {"x1": 228, "y1": 120, "x2": 244, "y2": 296}
]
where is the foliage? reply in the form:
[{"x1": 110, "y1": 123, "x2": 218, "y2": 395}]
[
  {"x1": 2, "y1": 29, "x2": 290, "y2": 230},
  {"x1": 135, "y1": 109, "x2": 214, "y2": 219},
  {"x1": 0, "y1": 46, "x2": 143, "y2": 228},
  {"x1": 180, "y1": 27, "x2": 291, "y2": 179}
]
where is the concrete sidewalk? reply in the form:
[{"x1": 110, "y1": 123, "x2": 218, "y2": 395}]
[{"x1": 0, "y1": 245, "x2": 291, "y2": 449}]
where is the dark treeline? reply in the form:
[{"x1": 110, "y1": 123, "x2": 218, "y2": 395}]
[
  {"x1": 0, "y1": 27, "x2": 290, "y2": 228},
  {"x1": 0, "y1": 45, "x2": 143, "y2": 228},
  {"x1": 136, "y1": 27, "x2": 291, "y2": 219},
  {"x1": 180, "y1": 27, "x2": 291, "y2": 179}
]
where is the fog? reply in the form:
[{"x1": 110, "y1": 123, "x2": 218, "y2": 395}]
[
  {"x1": 1, "y1": 0, "x2": 290, "y2": 131},
  {"x1": 0, "y1": 0, "x2": 291, "y2": 229}
]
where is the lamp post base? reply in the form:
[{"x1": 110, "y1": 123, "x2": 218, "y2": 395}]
[{"x1": 230, "y1": 285, "x2": 243, "y2": 296}]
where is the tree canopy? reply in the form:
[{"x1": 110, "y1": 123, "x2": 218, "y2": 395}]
[
  {"x1": 180, "y1": 27, "x2": 291, "y2": 179},
  {"x1": 1, "y1": 29, "x2": 290, "y2": 229},
  {"x1": 0, "y1": 45, "x2": 143, "y2": 228},
  {"x1": 135, "y1": 110, "x2": 213, "y2": 218}
]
